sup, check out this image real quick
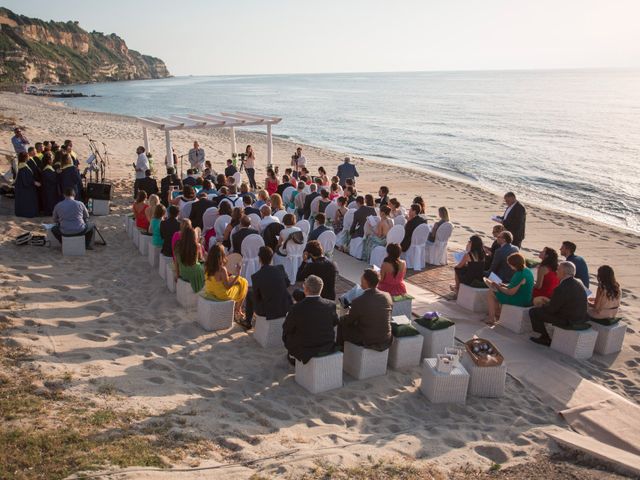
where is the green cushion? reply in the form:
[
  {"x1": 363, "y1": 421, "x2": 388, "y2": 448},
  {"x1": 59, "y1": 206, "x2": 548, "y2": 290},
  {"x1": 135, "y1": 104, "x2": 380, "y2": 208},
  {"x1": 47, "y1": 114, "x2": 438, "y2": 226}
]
[
  {"x1": 314, "y1": 349, "x2": 337, "y2": 358},
  {"x1": 526, "y1": 259, "x2": 541, "y2": 268},
  {"x1": 469, "y1": 279, "x2": 488, "y2": 288},
  {"x1": 414, "y1": 316, "x2": 455, "y2": 331},
  {"x1": 589, "y1": 316, "x2": 621, "y2": 326},
  {"x1": 565, "y1": 322, "x2": 591, "y2": 331},
  {"x1": 392, "y1": 294, "x2": 414, "y2": 302},
  {"x1": 391, "y1": 323, "x2": 420, "y2": 337}
]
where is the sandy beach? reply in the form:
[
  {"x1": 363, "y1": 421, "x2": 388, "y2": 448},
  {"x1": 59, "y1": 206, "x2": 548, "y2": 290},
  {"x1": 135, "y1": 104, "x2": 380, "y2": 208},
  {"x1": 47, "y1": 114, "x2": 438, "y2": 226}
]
[{"x1": 1, "y1": 91, "x2": 639, "y2": 478}]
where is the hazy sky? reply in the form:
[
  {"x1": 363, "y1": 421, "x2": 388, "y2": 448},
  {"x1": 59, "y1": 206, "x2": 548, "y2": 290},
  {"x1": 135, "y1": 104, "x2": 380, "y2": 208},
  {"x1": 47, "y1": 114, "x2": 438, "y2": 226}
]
[{"x1": 4, "y1": 0, "x2": 640, "y2": 76}]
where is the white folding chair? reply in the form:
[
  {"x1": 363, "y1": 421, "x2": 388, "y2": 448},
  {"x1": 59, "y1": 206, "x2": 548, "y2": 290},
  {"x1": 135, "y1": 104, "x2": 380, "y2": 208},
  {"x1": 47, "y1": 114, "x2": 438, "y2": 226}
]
[
  {"x1": 202, "y1": 207, "x2": 219, "y2": 232},
  {"x1": 241, "y1": 234, "x2": 265, "y2": 286},
  {"x1": 282, "y1": 186, "x2": 296, "y2": 206},
  {"x1": 324, "y1": 202, "x2": 338, "y2": 225},
  {"x1": 232, "y1": 171, "x2": 242, "y2": 185},
  {"x1": 318, "y1": 230, "x2": 336, "y2": 257},
  {"x1": 404, "y1": 223, "x2": 430, "y2": 270},
  {"x1": 274, "y1": 210, "x2": 287, "y2": 222},
  {"x1": 273, "y1": 238, "x2": 306, "y2": 284},
  {"x1": 347, "y1": 201, "x2": 357, "y2": 209},
  {"x1": 426, "y1": 222, "x2": 453, "y2": 266},
  {"x1": 248, "y1": 213, "x2": 261, "y2": 231},
  {"x1": 335, "y1": 209, "x2": 354, "y2": 248},
  {"x1": 218, "y1": 198, "x2": 233, "y2": 210},
  {"x1": 369, "y1": 224, "x2": 404, "y2": 268},
  {"x1": 393, "y1": 215, "x2": 406, "y2": 226},
  {"x1": 179, "y1": 200, "x2": 196, "y2": 221},
  {"x1": 296, "y1": 219, "x2": 310, "y2": 236},
  {"x1": 214, "y1": 214, "x2": 231, "y2": 242}
]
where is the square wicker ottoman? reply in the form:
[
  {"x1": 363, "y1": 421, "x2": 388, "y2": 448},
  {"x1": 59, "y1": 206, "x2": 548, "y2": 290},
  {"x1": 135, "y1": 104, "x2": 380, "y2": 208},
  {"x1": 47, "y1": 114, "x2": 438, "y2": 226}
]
[
  {"x1": 296, "y1": 352, "x2": 343, "y2": 393},
  {"x1": 343, "y1": 342, "x2": 389, "y2": 380},
  {"x1": 589, "y1": 321, "x2": 626, "y2": 356},
  {"x1": 388, "y1": 335, "x2": 423, "y2": 370},
  {"x1": 499, "y1": 305, "x2": 532, "y2": 334},
  {"x1": 391, "y1": 297, "x2": 413, "y2": 318},
  {"x1": 197, "y1": 296, "x2": 234, "y2": 331},
  {"x1": 420, "y1": 358, "x2": 469, "y2": 404},
  {"x1": 176, "y1": 278, "x2": 198, "y2": 309},
  {"x1": 461, "y1": 355, "x2": 507, "y2": 397},
  {"x1": 550, "y1": 327, "x2": 598, "y2": 359},
  {"x1": 456, "y1": 284, "x2": 489, "y2": 313},
  {"x1": 412, "y1": 322, "x2": 455, "y2": 359},
  {"x1": 253, "y1": 316, "x2": 285, "y2": 348}
]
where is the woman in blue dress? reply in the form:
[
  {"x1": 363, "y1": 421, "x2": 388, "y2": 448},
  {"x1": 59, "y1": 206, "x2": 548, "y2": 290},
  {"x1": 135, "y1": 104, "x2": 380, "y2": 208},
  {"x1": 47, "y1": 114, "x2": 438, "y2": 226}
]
[
  {"x1": 41, "y1": 153, "x2": 60, "y2": 215},
  {"x1": 14, "y1": 152, "x2": 40, "y2": 218}
]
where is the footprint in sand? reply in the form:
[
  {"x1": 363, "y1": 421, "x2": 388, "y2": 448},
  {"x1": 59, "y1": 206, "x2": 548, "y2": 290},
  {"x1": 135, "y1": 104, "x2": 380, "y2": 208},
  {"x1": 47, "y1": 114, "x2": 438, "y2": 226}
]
[
  {"x1": 86, "y1": 305, "x2": 106, "y2": 313},
  {"x1": 443, "y1": 437, "x2": 466, "y2": 448},
  {"x1": 50, "y1": 285, "x2": 70, "y2": 292},
  {"x1": 80, "y1": 333, "x2": 109, "y2": 342},
  {"x1": 57, "y1": 320, "x2": 76, "y2": 328},
  {"x1": 58, "y1": 352, "x2": 91, "y2": 360},
  {"x1": 474, "y1": 445, "x2": 509, "y2": 463},
  {"x1": 147, "y1": 377, "x2": 165, "y2": 384},
  {"x1": 106, "y1": 347, "x2": 132, "y2": 357},
  {"x1": 61, "y1": 295, "x2": 77, "y2": 302}
]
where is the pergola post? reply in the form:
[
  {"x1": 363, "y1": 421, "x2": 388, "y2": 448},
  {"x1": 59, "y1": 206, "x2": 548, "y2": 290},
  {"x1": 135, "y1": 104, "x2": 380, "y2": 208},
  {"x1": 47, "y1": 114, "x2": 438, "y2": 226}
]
[
  {"x1": 230, "y1": 126, "x2": 237, "y2": 157},
  {"x1": 164, "y1": 130, "x2": 173, "y2": 169},
  {"x1": 142, "y1": 126, "x2": 150, "y2": 153},
  {"x1": 267, "y1": 123, "x2": 273, "y2": 168}
]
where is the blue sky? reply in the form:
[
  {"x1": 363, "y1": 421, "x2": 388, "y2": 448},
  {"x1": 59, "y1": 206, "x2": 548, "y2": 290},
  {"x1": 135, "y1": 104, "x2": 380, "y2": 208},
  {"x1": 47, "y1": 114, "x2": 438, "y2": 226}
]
[{"x1": 3, "y1": 0, "x2": 640, "y2": 76}]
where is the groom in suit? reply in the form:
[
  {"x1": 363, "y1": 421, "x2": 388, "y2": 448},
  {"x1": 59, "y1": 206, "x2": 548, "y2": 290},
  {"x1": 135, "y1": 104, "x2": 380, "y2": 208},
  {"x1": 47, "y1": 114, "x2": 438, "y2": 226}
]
[{"x1": 498, "y1": 192, "x2": 526, "y2": 248}]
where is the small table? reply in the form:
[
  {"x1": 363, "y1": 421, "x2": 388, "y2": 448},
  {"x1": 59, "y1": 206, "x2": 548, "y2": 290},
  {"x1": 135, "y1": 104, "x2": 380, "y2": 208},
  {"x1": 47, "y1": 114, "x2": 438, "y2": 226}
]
[{"x1": 420, "y1": 358, "x2": 469, "y2": 404}]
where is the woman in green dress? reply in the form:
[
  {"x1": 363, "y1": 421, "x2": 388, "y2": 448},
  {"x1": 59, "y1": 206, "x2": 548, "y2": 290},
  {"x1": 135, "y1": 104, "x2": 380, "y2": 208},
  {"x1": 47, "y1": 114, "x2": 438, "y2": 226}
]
[
  {"x1": 486, "y1": 252, "x2": 534, "y2": 325},
  {"x1": 150, "y1": 204, "x2": 165, "y2": 248},
  {"x1": 174, "y1": 224, "x2": 205, "y2": 293}
]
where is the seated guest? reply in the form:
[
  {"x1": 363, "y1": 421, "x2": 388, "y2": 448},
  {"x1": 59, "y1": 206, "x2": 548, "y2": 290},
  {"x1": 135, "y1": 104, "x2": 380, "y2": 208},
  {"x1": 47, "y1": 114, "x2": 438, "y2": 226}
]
[
  {"x1": 174, "y1": 224, "x2": 205, "y2": 294},
  {"x1": 144, "y1": 194, "x2": 160, "y2": 232},
  {"x1": 264, "y1": 168, "x2": 279, "y2": 196},
  {"x1": 41, "y1": 153, "x2": 59, "y2": 216},
  {"x1": 532, "y1": 247, "x2": 560, "y2": 306},
  {"x1": 337, "y1": 269, "x2": 392, "y2": 351},
  {"x1": 232, "y1": 215, "x2": 260, "y2": 253},
  {"x1": 400, "y1": 204, "x2": 427, "y2": 252},
  {"x1": 317, "y1": 166, "x2": 329, "y2": 186},
  {"x1": 211, "y1": 186, "x2": 229, "y2": 207},
  {"x1": 378, "y1": 243, "x2": 407, "y2": 296},
  {"x1": 160, "y1": 167, "x2": 182, "y2": 207},
  {"x1": 375, "y1": 186, "x2": 389, "y2": 206},
  {"x1": 329, "y1": 182, "x2": 341, "y2": 200},
  {"x1": 343, "y1": 185, "x2": 356, "y2": 204},
  {"x1": 276, "y1": 174, "x2": 293, "y2": 197},
  {"x1": 560, "y1": 241, "x2": 590, "y2": 288},
  {"x1": 452, "y1": 235, "x2": 486, "y2": 293},
  {"x1": 225, "y1": 184, "x2": 241, "y2": 207},
  {"x1": 224, "y1": 159, "x2": 238, "y2": 179},
  {"x1": 588, "y1": 265, "x2": 621, "y2": 321},
  {"x1": 172, "y1": 184, "x2": 196, "y2": 211},
  {"x1": 317, "y1": 188, "x2": 332, "y2": 214},
  {"x1": 214, "y1": 173, "x2": 227, "y2": 191},
  {"x1": 160, "y1": 205, "x2": 180, "y2": 258},
  {"x1": 282, "y1": 275, "x2": 337, "y2": 365},
  {"x1": 201, "y1": 179, "x2": 217, "y2": 195},
  {"x1": 150, "y1": 204, "x2": 166, "y2": 249},
  {"x1": 270, "y1": 193, "x2": 285, "y2": 215},
  {"x1": 529, "y1": 261, "x2": 588, "y2": 346},
  {"x1": 262, "y1": 220, "x2": 285, "y2": 252},
  {"x1": 255, "y1": 189, "x2": 269, "y2": 209},
  {"x1": 350, "y1": 195, "x2": 376, "y2": 239},
  {"x1": 293, "y1": 181, "x2": 307, "y2": 219},
  {"x1": 51, "y1": 187, "x2": 95, "y2": 248},
  {"x1": 413, "y1": 196, "x2": 427, "y2": 219},
  {"x1": 222, "y1": 207, "x2": 243, "y2": 249},
  {"x1": 137, "y1": 169, "x2": 159, "y2": 197},
  {"x1": 182, "y1": 169, "x2": 198, "y2": 187},
  {"x1": 332, "y1": 197, "x2": 348, "y2": 233},
  {"x1": 243, "y1": 195, "x2": 261, "y2": 216},
  {"x1": 362, "y1": 205, "x2": 393, "y2": 263},
  {"x1": 189, "y1": 191, "x2": 215, "y2": 230},
  {"x1": 296, "y1": 241, "x2": 337, "y2": 300},
  {"x1": 259, "y1": 205, "x2": 279, "y2": 232},
  {"x1": 486, "y1": 252, "x2": 534, "y2": 325},
  {"x1": 388, "y1": 198, "x2": 405, "y2": 219},
  {"x1": 427, "y1": 207, "x2": 450, "y2": 243},
  {"x1": 277, "y1": 213, "x2": 301, "y2": 254},
  {"x1": 308, "y1": 213, "x2": 331, "y2": 241},
  {"x1": 132, "y1": 190, "x2": 150, "y2": 231},
  {"x1": 172, "y1": 219, "x2": 202, "y2": 259},
  {"x1": 14, "y1": 151, "x2": 40, "y2": 218},
  {"x1": 204, "y1": 243, "x2": 249, "y2": 322},
  {"x1": 216, "y1": 200, "x2": 233, "y2": 220},
  {"x1": 485, "y1": 231, "x2": 519, "y2": 282},
  {"x1": 484, "y1": 224, "x2": 505, "y2": 270},
  {"x1": 245, "y1": 246, "x2": 293, "y2": 324},
  {"x1": 239, "y1": 182, "x2": 256, "y2": 202},
  {"x1": 302, "y1": 184, "x2": 319, "y2": 219}
]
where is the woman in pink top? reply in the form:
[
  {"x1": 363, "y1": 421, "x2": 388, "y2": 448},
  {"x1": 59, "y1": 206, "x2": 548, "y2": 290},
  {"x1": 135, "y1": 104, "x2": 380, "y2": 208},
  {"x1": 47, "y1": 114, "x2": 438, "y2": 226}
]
[
  {"x1": 377, "y1": 243, "x2": 407, "y2": 296},
  {"x1": 265, "y1": 168, "x2": 279, "y2": 196},
  {"x1": 172, "y1": 219, "x2": 203, "y2": 260}
]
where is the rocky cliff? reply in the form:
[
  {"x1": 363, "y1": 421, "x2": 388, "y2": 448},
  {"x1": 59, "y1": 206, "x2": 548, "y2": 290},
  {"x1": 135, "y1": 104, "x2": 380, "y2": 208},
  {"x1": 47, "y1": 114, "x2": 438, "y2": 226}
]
[{"x1": 0, "y1": 7, "x2": 170, "y2": 85}]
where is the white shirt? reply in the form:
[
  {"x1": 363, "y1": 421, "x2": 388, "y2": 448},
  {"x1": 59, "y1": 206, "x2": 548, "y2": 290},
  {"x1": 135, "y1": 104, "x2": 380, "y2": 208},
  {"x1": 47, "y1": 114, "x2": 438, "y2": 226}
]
[
  {"x1": 135, "y1": 153, "x2": 150, "y2": 179},
  {"x1": 503, "y1": 202, "x2": 517, "y2": 220},
  {"x1": 291, "y1": 154, "x2": 306, "y2": 169},
  {"x1": 259, "y1": 215, "x2": 279, "y2": 232}
]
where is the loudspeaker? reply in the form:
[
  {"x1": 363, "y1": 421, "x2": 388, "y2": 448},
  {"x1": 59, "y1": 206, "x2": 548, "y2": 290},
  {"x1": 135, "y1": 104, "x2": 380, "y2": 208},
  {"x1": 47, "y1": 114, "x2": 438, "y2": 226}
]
[{"x1": 87, "y1": 182, "x2": 112, "y2": 200}]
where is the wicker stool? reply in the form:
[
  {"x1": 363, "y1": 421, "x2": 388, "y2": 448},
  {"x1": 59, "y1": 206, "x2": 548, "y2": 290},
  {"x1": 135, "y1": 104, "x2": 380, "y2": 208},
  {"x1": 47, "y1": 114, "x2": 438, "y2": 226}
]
[
  {"x1": 127, "y1": 217, "x2": 134, "y2": 238},
  {"x1": 132, "y1": 227, "x2": 140, "y2": 247},
  {"x1": 412, "y1": 321, "x2": 455, "y2": 359},
  {"x1": 461, "y1": 355, "x2": 507, "y2": 397},
  {"x1": 550, "y1": 327, "x2": 598, "y2": 359},
  {"x1": 391, "y1": 297, "x2": 412, "y2": 318},
  {"x1": 92, "y1": 199, "x2": 110, "y2": 216},
  {"x1": 420, "y1": 358, "x2": 469, "y2": 403},
  {"x1": 46, "y1": 228, "x2": 61, "y2": 248},
  {"x1": 158, "y1": 254, "x2": 171, "y2": 280},
  {"x1": 589, "y1": 321, "x2": 626, "y2": 355},
  {"x1": 148, "y1": 245, "x2": 160, "y2": 268},
  {"x1": 166, "y1": 263, "x2": 176, "y2": 293},
  {"x1": 196, "y1": 296, "x2": 234, "y2": 331},
  {"x1": 62, "y1": 235, "x2": 86, "y2": 256},
  {"x1": 456, "y1": 284, "x2": 489, "y2": 313},
  {"x1": 253, "y1": 316, "x2": 285, "y2": 348},
  {"x1": 343, "y1": 342, "x2": 388, "y2": 380},
  {"x1": 388, "y1": 335, "x2": 423, "y2": 369},
  {"x1": 295, "y1": 352, "x2": 343, "y2": 394},
  {"x1": 499, "y1": 305, "x2": 532, "y2": 334},
  {"x1": 176, "y1": 278, "x2": 198, "y2": 309},
  {"x1": 138, "y1": 233, "x2": 150, "y2": 256}
]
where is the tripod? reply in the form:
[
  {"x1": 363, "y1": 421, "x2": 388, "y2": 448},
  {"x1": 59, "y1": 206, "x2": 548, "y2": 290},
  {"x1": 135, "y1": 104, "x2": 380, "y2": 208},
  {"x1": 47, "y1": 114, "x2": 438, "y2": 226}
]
[{"x1": 94, "y1": 226, "x2": 107, "y2": 246}]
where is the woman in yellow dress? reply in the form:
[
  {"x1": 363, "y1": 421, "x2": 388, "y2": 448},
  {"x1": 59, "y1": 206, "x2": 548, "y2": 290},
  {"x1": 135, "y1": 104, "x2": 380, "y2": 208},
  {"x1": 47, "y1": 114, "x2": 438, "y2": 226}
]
[{"x1": 204, "y1": 244, "x2": 249, "y2": 322}]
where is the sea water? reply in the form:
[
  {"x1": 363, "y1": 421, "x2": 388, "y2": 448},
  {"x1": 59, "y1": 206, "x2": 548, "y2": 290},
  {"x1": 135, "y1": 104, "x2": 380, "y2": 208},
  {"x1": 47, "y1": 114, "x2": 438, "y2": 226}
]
[{"x1": 63, "y1": 70, "x2": 640, "y2": 232}]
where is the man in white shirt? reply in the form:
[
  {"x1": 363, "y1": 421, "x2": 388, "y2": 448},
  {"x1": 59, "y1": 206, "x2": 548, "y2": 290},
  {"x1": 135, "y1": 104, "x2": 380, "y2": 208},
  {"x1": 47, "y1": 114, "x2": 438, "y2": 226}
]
[
  {"x1": 133, "y1": 146, "x2": 150, "y2": 197},
  {"x1": 188, "y1": 141, "x2": 205, "y2": 172},
  {"x1": 290, "y1": 147, "x2": 306, "y2": 178},
  {"x1": 259, "y1": 205, "x2": 280, "y2": 232}
]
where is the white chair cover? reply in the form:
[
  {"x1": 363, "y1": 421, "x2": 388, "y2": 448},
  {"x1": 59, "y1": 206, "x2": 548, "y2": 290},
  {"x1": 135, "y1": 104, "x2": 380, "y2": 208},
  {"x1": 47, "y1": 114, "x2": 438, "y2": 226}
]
[
  {"x1": 232, "y1": 171, "x2": 242, "y2": 185},
  {"x1": 349, "y1": 236, "x2": 364, "y2": 260},
  {"x1": 218, "y1": 198, "x2": 233, "y2": 210},
  {"x1": 309, "y1": 196, "x2": 321, "y2": 217},
  {"x1": 347, "y1": 201, "x2": 357, "y2": 209},
  {"x1": 274, "y1": 210, "x2": 287, "y2": 222},
  {"x1": 296, "y1": 219, "x2": 311, "y2": 236},
  {"x1": 386, "y1": 224, "x2": 405, "y2": 244},
  {"x1": 324, "y1": 202, "x2": 338, "y2": 223},
  {"x1": 202, "y1": 207, "x2": 219, "y2": 232},
  {"x1": 179, "y1": 200, "x2": 196, "y2": 221},
  {"x1": 426, "y1": 222, "x2": 453, "y2": 266},
  {"x1": 405, "y1": 223, "x2": 430, "y2": 270},
  {"x1": 335, "y1": 209, "x2": 355, "y2": 248},
  {"x1": 273, "y1": 238, "x2": 306, "y2": 284},
  {"x1": 282, "y1": 186, "x2": 296, "y2": 205},
  {"x1": 318, "y1": 230, "x2": 336, "y2": 257},
  {"x1": 248, "y1": 213, "x2": 261, "y2": 231},
  {"x1": 393, "y1": 215, "x2": 406, "y2": 226},
  {"x1": 214, "y1": 214, "x2": 231, "y2": 242},
  {"x1": 241, "y1": 234, "x2": 264, "y2": 286},
  {"x1": 369, "y1": 224, "x2": 405, "y2": 268}
]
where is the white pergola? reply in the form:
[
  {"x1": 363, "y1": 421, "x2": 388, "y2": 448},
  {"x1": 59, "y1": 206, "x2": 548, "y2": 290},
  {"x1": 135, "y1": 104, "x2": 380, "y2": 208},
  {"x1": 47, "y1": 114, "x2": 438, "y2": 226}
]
[{"x1": 137, "y1": 111, "x2": 282, "y2": 169}]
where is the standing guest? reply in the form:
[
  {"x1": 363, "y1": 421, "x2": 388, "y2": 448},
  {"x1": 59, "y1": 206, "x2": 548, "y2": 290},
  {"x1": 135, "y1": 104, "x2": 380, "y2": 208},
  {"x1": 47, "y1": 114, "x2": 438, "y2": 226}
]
[
  {"x1": 332, "y1": 197, "x2": 348, "y2": 233},
  {"x1": 137, "y1": 169, "x2": 159, "y2": 197},
  {"x1": 452, "y1": 235, "x2": 486, "y2": 293},
  {"x1": 485, "y1": 231, "x2": 519, "y2": 282},
  {"x1": 428, "y1": 207, "x2": 450, "y2": 243},
  {"x1": 498, "y1": 192, "x2": 526, "y2": 248},
  {"x1": 58, "y1": 154, "x2": 82, "y2": 201},
  {"x1": 174, "y1": 224, "x2": 205, "y2": 294},
  {"x1": 375, "y1": 186, "x2": 389, "y2": 206},
  {"x1": 232, "y1": 215, "x2": 260, "y2": 254},
  {"x1": 224, "y1": 159, "x2": 237, "y2": 178},
  {"x1": 160, "y1": 167, "x2": 183, "y2": 207},
  {"x1": 532, "y1": 247, "x2": 560, "y2": 306},
  {"x1": 244, "y1": 145, "x2": 257, "y2": 190},
  {"x1": 350, "y1": 195, "x2": 376, "y2": 239},
  {"x1": 27, "y1": 147, "x2": 41, "y2": 176},
  {"x1": 40, "y1": 153, "x2": 59, "y2": 216},
  {"x1": 160, "y1": 206, "x2": 181, "y2": 258},
  {"x1": 529, "y1": 261, "x2": 588, "y2": 346},
  {"x1": 133, "y1": 146, "x2": 149, "y2": 198},
  {"x1": 189, "y1": 191, "x2": 215, "y2": 230},
  {"x1": 378, "y1": 243, "x2": 407, "y2": 296},
  {"x1": 35, "y1": 142, "x2": 44, "y2": 161},
  {"x1": 362, "y1": 205, "x2": 394, "y2": 263},
  {"x1": 11, "y1": 127, "x2": 30, "y2": 154},
  {"x1": 336, "y1": 157, "x2": 359, "y2": 187},
  {"x1": 51, "y1": 187, "x2": 94, "y2": 248},
  {"x1": 245, "y1": 246, "x2": 293, "y2": 325},
  {"x1": 297, "y1": 241, "x2": 338, "y2": 300},
  {"x1": 290, "y1": 147, "x2": 306, "y2": 177},
  {"x1": 308, "y1": 213, "x2": 331, "y2": 241},
  {"x1": 188, "y1": 141, "x2": 205, "y2": 171},
  {"x1": 259, "y1": 205, "x2": 279, "y2": 232},
  {"x1": 132, "y1": 191, "x2": 150, "y2": 231},
  {"x1": 145, "y1": 194, "x2": 161, "y2": 231},
  {"x1": 560, "y1": 241, "x2": 590, "y2": 288},
  {"x1": 63, "y1": 140, "x2": 78, "y2": 166},
  {"x1": 182, "y1": 169, "x2": 198, "y2": 187},
  {"x1": 484, "y1": 224, "x2": 505, "y2": 269},
  {"x1": 14, "y1": 152, "x2": 40, "y2": 218},
  {"x1": 150, "y1": 204, "x2": 166, "y2": 249},
  {"x1": 400, "y1": 204, "x2": 427, "y2": 252},
  {"x1": 486, "y1": 252, "x2": 534, "y2": 325},
  {"x1": 204, "y1": 244, "x2": 249, "y2": 323},
  {"x1": 264, "y1": 168, "x2": 279, "y2": 196},
  {"x1": 282, "y1": 275, "x2": 337, "y2": 365},
  {"x1": 337, "y1": 269, "x2": 392, "y2": 350},
  {"x1": 588, "y1": 265, "x2": 621, "y2": 321}
]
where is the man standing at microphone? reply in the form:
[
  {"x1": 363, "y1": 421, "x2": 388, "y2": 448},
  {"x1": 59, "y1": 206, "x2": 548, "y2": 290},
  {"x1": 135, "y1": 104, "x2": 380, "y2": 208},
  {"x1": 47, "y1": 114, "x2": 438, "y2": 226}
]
[{"x1": 188, "y1": 141, "x2": 205, "y2": 172}]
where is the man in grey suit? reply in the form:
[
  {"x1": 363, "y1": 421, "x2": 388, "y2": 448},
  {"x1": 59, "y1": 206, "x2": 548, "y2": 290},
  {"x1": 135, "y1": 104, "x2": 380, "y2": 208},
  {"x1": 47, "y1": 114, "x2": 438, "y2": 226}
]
[
  {"x1": 337, "y1": 269, "x2": 392, "y2": 351},
  {"x1": 188, "y1": 141, "x2": 205, "y2": 171},
  {"x1": 350, "y1": 195, "x2": 376, "y2": 239},
  {"x1": 336, "y1": 156, "x2": 359, "y2": 187},
  {"x1": 485, "y1": 231, "x2": 519, "y2": 282}
]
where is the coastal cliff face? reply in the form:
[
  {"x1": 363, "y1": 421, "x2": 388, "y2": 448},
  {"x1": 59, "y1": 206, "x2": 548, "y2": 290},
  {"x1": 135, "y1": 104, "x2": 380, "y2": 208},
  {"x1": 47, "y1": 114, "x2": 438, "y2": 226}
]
[{"x1": 0, "y1": 7, "x2": 170, "y2": 85}]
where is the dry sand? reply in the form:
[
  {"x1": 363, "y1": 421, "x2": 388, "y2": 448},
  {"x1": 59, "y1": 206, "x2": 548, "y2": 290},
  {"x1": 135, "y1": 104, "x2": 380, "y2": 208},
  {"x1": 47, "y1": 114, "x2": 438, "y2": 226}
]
[{"x1": 0, "y1": 92, "x2": 639, "y2": 478}]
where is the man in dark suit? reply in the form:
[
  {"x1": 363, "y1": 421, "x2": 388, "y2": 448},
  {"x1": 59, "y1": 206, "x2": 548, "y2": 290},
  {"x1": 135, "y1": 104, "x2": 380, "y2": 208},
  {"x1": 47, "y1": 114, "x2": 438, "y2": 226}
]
[
  {"x1": 375, "y1": 186, "x2": 389, "y2": 207},
  {"x1": 160, "y1": 167, "x2": 182, "y2": 207},
  {"x1": 282, "y1": 275, "x2": 337, "y2": 365},
  {"x1": 302, "y1": 184, "x2": 320, "y2": 219},
  {"x1": 296, "y1": 240, "x2": 337, "y2": 300},
  {"x1": 400, "y1": 203, "x2": 427, "y2": 252},
  {"x1": 337, "y1": 269, "x2": 392, "y2": 351},
  {"x1": 182, "y1": 169, "x2": 198, "y2": 187},
  {"x1": 243, "y1": 195, "x2": 261, "y2": 216},
  {"x1": 232, "y1": 215, "x2": 260, "y2": 254},
  {"x1": 137, "y1": 169, "x2": 159, "y2": 197},
  {"x1": 224, "y1": 159, "x2": 237, "y2": 178},
  {"x1": 245, "y1": 247, "x2": 293, "y2": 325},
  {"x1": 159, "y1": 205, "x2": 180, "y2": 257},
  {"x1": 499, "y1": 192, "x2": 526, "y2": 248},
  {"x1": 528, "y1": 261, "x2": 588, "y2": 346},
  {"x1": 350, "y1": 195, "x2": 376, "y2": 238},
  {"x1": 308, "y1": 213, "x2": 331, "y2": 242},
  {"x1": 485, "y1": 231, "x2": 519, "y2": 282},
  {"x1": 188, "y1": 192, "x2": 215, "y2": 230},
  {"x1": 276, "y1": 174, "x2": 293, "y2": 197}
]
